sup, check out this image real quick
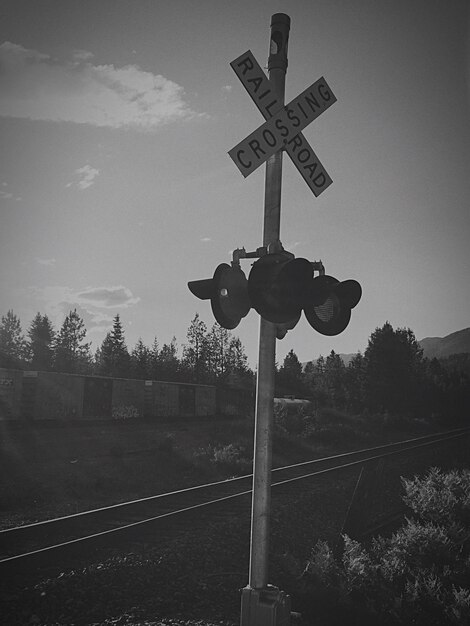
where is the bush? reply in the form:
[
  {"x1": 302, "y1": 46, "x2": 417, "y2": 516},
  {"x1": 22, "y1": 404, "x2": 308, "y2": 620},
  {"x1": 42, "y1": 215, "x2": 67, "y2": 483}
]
[
  {"x1": 193, "y1": 443, "x2": 251, "y2": 475},
  {"x1": 402, "y1": 467, "x2": 470, "y2": 526},
  {"x1": 273, "y1": 403, "x2": 306, "y2": 436},
  {"x1": 302, "y1": 467, "x2": 470, "y2": 625},
  {"x1": 112, "y1": 405, "x2": 139, "y2": 419}
]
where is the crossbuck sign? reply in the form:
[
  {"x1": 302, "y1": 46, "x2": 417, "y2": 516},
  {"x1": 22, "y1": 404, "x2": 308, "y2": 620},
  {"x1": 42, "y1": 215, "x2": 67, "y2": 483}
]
[{"x1": 228, "y1": 51, "x2": 337, "y2": 196}]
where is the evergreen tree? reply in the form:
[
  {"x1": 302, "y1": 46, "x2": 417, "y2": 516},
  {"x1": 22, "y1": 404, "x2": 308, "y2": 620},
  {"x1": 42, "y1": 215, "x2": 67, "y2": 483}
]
[
  {"x1": 0, "y1": 309, "x2": 26, "y2": 365},
  {"x1": 110, "y1": 314, "x2": 130, "y2": 377},
  {"x1": 96, "y1": 331, "x2": 114, "y2": 376},
  {"x1": 27, "y1": 313, "x2": 55, "y2": 370},
  {"x1": 276, "y1": 349, "x2": 305, "y2": 397},
  {"x1": 148, "y1": 337, "x2": 160, "y2": 380},
  {"x1": 183, "y1": 314, "x2": 209, "y2": 382},
  {"x1": 96, "y1": 314, "x2": 130, "y2": 377},
  {"x1": 344, "y1": 352, "x2": 366, "y2": 412},
  {"x1": 53, "y1": 309, "x2": 92, "y2": 374},
  {"x1": 324, "y1": 350, "x2": 347, "y2": 408},
  {"x1": 130, "y1": 338, "x2": 150, "y2": 380},
  {"x1": 304, "y1": 355, "x2": 328, "y2": 405},
  {"x1": 227, "y1": 336, "x2": 251, "y2": 378},
  {"x1": 207, "y1": 323, "x2": 231, "y2": 381},
  {"x1": 363, "y1": 321, "x2": 424, "y2": 416},
  {"x1": 158, "y1": 337, "x2": 180, "y2": 381}
]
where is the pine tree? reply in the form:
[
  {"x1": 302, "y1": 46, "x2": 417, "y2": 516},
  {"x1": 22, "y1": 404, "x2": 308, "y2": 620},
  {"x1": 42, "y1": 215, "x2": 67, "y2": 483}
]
[
  {"x1": 345, "y1": 352, "x2": 366, "y2": 412},
  {"x1": 207, "y1": 323, "x2": 231, "y2": 381},
  {"x1": 227, "y1": 336, "x2": 250, "y2": 375},
  {"x1": 277, "y1": 349, "x2": 305, "y2": 397},
  {"x1": 148, "y1": 337, "x2": 160, "y2": 380},
  {"x1": 27, "y1": 313, "x2": 55, "y2": 371},
  {"x1": 53, "y1": 309, "x2": 92, "y2": 374},
  {"x1": 130, "y1": 338, "x2": 150, "y2": 380},
  {"x1": 158, "y1": 337, "x2": 180, "y2": 381},
  {"x1": 96, "y1": 331, "x2": 114, "y2": 376},
  {"x1": 0, "y1": 310, "x2": 26, "y2": 365},
  {"x1": 364, "y1": 321, "x2": 424, "y2": 416},
  {"x1": 96, "y1": 315, "x2": 130, "y2": 377},
  {"x1": 183, "y1": 314, "x2": 209, "y2": 382},
  {"x1": 109, "y1": 314, "x2": 130, "y2": 377},
  {"x1": 323, "y1": 350, "x2": 347, "y2": 408}
]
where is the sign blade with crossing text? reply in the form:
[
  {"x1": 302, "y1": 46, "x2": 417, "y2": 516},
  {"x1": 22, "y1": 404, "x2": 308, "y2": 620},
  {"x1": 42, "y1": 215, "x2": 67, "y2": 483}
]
[{"x1": 228, "y1": 50, "x2": 336, "y2": 197}]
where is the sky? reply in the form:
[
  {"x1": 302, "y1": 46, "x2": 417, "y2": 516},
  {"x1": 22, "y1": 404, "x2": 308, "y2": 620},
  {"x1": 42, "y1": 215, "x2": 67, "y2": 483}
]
[{"x1": 1, "y1": 0, "x2": 469, "y2": 368}]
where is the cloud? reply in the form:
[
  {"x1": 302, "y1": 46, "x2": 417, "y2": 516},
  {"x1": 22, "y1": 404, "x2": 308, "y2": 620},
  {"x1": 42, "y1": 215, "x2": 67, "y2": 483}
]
[
  {"x1": 75, "y1": 286, "x2": 140, "y2": 308},
  {"x1": 35, "y1": 257, "x2": 56, "y2": 266},
  {"x1": 0, "y1": 41, "x2": 201, "y2": 130},
  {"x1": 200, "y1": 237, "x2": 212, "y2": 242},
  {"x1": 0, "y1": 182, "x2": 21, "y2": 201},
  {"x1": 32, "y1": 284, "x2": 140, "y2": 338},
  {"x1": 222, "y1": 85, "x2": 233, "y2": 93},
  {"x1": 66, "y1": 165, "x2": 100, "y2": 190}
]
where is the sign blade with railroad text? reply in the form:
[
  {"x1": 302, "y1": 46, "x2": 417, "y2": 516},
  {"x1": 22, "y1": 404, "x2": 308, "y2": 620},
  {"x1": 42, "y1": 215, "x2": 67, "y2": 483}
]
[
  {"x1": 228, "y1": 76, "x2": 335, "y2": 177},
  {"x1": 229, "y1": 50, "x2": 335, "y2": 197}
]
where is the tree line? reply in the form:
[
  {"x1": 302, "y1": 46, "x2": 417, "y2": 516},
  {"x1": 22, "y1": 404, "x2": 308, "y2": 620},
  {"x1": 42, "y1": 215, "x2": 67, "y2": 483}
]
[
  {"x1": 1, "y1": 309, "x2": 469, "y2": 419},
  {"x1": 0, "y1": 309, "x2": 253, "y2": 385},
  {"x1": 276, "y1": 321, "x2": 470, "y2": 421}
]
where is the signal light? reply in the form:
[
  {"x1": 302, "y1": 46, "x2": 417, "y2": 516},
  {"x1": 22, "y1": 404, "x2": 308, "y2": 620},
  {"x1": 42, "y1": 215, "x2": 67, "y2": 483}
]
[
  {"x1": 188, "y1": 263, "x2": 250, "y2": 330},
  {"x1": 305, "y1": 275, "x2": 362, "y2": 336},
  {"x1": 189, "y1": 252, "x2": 361, "y2": 336},
  {"x1": 248, "y1": 253, "x2": 312, "y2": 325},
  {"x1": 248, "y1": 253, "x2": 361, "y2": 336}
]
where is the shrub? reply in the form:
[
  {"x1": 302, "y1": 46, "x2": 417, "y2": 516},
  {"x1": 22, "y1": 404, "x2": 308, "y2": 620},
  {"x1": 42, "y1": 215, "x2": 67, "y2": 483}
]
[
  {"x1": 193, "y1": 443, "x2": 251, "y2": 475},
  {"x1": 112, "y1": 405, "x2": 139, "y2": 419},
  {"x1": 302, "y1": 467, "x2": 470, "y2": 625},
  {"x1": 402, "y1": 467, "x2": 470, "y2": 526}
]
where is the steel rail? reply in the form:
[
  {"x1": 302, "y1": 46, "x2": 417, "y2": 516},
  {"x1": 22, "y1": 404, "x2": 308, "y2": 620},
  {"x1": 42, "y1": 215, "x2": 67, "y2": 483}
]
[
  {"x1": 1, "y1": 427, "x2": 468, "y2": 567},
  {"x1": 2, "y1": 426, "x2": 467, "y2": 537}
]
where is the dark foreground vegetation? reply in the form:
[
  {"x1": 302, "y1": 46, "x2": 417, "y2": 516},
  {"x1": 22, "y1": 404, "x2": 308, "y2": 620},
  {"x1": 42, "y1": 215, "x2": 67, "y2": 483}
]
[
  {"x1": 1, "y1": 411, "x2": 469, "y2": 625},
  {"x1": 301, "y1": 467, "x2": 470, "y2": 625}
]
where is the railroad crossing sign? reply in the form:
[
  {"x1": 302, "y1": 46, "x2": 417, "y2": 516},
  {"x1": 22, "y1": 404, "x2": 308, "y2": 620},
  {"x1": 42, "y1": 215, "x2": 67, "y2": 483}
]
[{"x1": 228, "y1": 50, "x2": 337, "y2": 196}]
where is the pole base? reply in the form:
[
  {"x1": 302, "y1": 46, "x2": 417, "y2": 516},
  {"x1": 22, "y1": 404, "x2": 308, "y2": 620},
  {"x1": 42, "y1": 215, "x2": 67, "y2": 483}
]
[{"x1": 240, "y1": 585, "x2": 291, "y2": 626}]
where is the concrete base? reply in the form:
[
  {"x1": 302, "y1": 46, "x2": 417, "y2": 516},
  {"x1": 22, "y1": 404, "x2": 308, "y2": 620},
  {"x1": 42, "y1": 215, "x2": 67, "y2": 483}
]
[{"x1": 240, "y1": 585, "x2": 291, "y2": 626}]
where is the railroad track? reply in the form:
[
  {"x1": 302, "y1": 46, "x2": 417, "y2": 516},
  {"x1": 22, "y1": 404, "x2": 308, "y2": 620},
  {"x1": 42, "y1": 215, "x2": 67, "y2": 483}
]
[{"x1": 1, "y1": 427, "x2": 468, "y2": 571}]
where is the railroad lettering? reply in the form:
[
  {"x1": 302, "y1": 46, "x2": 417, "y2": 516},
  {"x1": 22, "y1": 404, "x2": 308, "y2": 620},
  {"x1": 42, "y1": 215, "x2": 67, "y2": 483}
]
[
  {"x1": 229, "y1": 51, "x2": 335, "y2": 193},
  {"x1": 274, "y1": 118, "x2": 289, "y2": 137},
  {"x1": 265, "y1": 99, "x2": 279, "y2": 117},
  {"x1": 297, "y1": 148, "x2": 310, "y2": 163},
  {"x1": 297, "y1": 102, "x2": 308, "y2": 120},
  {"x1": 247, "y1": 76, "x2": 263, "y2": 93},
  {"x1": 236, "y1": 55, "x2": 254, "y2": 76},
  {"x1": 248, "y1": 139, "x2": 265, "y2": 159},
  {"x1": 286, "y1": 107, "x2": 301, "y2": 127},
  {"x1": 237, "y1": 150, "x2": 252, "y2": 170},
  {"x1": 303, "y1": 160, "x2": 318, "y2": 178},
  {"x1": 287, "y1": 135, "x2": 302, "y2": 152},
  {"x1": 305, "y1": 94, "x2": 320, "y2": 112},
  {"x1": 312, "y1": 172, "x2": 327, "y2": 187},
  {"x1": 318, "y1": 82, "x2": 332, "y2": 101},
  {"x1": 262, "y1": 129, "x2": 277, "y2": 147}
]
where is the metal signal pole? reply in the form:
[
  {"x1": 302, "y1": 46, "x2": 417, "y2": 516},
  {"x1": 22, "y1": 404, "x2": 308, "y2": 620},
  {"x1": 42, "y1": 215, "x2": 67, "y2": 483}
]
[{"x1": 241, "y1": 13, "x2": 292, "y2": 626}]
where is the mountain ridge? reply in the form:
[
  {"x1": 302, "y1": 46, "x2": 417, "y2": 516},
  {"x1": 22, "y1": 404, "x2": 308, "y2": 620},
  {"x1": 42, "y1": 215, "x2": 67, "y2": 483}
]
[{"x1": 302, "y1": 327, "x2": 470, "y2": 367}]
